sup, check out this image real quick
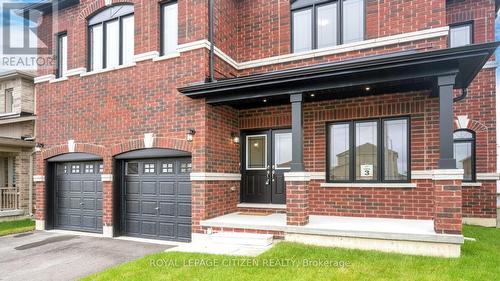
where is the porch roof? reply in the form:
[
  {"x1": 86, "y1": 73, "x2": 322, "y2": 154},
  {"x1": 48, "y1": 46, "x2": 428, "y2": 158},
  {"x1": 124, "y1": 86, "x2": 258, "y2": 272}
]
[{"x1": 178, "y1": 42, "x2": 499, "y2": 107}]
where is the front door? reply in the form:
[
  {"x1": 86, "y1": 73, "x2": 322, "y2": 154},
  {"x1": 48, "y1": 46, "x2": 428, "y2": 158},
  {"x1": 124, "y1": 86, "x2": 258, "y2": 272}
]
[{"x1": 241, "y1": 129, "x2": 292, "y2": 204}]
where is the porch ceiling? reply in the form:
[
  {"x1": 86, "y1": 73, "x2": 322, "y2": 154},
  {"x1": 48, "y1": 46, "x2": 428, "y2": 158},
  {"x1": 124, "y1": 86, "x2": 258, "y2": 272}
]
[{"x1": 178, "y1": 42, "x2": 499, "y2": 108}]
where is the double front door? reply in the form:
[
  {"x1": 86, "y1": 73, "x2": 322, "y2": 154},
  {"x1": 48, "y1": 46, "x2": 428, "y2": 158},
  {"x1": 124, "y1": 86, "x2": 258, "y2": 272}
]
[{"x1": 241, "y1": 129, "x2": 292, "y2": 204}]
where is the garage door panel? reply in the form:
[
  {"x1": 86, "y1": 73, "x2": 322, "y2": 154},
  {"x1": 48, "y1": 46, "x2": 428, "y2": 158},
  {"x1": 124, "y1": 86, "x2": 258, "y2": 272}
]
[
  {"x1": 122, "y1": 157, "x2": 192, "y2": 242},
  {"x1": 141, "y1": 182, "x2": 157, "y2": 195},
  {"x1": 159, "y1": 182, "x2": 175, "y2": 195},
  {"x1": 54, "y1": 161, "x2": 103, "y2": 233}
]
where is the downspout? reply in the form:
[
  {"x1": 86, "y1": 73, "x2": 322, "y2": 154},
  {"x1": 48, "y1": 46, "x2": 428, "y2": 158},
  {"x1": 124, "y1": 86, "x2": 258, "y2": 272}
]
[
  {"x1": 453, "y1": 88, "x2": 468, "y2": 103},
  {"x1": 208, "y1": 0, "x2": 215, "y2": 82},
  {"x1": 28, "y1": 150, "x2": 35, "y2": 217}
]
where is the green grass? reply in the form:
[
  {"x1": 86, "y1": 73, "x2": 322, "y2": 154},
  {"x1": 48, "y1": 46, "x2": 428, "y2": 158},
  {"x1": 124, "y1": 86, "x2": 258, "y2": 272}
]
[
  {"x1": 83, "y1": 226, "x2": 500, "y2": 281},
  {"x1": 0, "y1": 219, "x2": 35, "y2": 237}
]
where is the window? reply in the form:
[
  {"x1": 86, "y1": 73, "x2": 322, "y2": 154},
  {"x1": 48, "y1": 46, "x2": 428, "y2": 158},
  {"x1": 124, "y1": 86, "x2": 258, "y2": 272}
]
[
  {"x1": 126, "y1": 162, "x2": 138, "y2": 175},
  {"x1": 327, "y1": 117, "x2": 409, "y2": 182},
  {"x1": 84, "y1": 164, "x2": 94, "y2": 174},
  {"x1": 180, "y1": 162, "x2": 191, "y2": 173},
  {"x1": 71, "y1": 164, "x2": 80, "y2": 174},
  {"x1": 0, "y1": 157, "x2": 16, "y2": 187},
  {"x1": 3, "y1": 88, "x2": 13, "y2": 113},
  {"x1": 88, "y1": 4, "x2": 134, "y2": 71},
  {"x1": 56, "y1": 33, "x2": 67, "y2": 78},
  {"x1": 454, "y1": 130, "x2": 475, "y2": 182},
  {"x1": 449, "y1": 22, "x2": 473, "y2": 48},
  {"x1": 144, "y1": 163, "x2": 155, "y2": 174},
  {"x1": 161, "y1": 162, "x2": 174, "y2": 173},
  {"x1": 160, "y1": 1, "x2": 178, "y2": 55},
  {"x1": 291, "y1": 0, "x2": 364, "y2": 53}
]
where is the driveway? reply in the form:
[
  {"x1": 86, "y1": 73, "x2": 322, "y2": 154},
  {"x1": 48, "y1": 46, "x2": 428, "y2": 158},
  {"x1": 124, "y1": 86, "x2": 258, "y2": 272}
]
[{"x1": 0, "y1": 231, "x2": 174, "y2": 281}]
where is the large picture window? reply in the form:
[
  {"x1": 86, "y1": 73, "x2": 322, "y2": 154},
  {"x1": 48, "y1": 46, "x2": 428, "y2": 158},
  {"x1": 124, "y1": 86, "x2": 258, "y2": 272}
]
[
  {"x1": 453, "y1": 130, "x2": 475, "y2": 182},
  {"x1": 291, "y1": 0, "x2": 364, "y2": 53},
  {"x1": 88, "y1": 4, "x2": 134, "y2": 71},
  {"x1": 327, "y1": 117, "x2": 409, "y2": 183}
]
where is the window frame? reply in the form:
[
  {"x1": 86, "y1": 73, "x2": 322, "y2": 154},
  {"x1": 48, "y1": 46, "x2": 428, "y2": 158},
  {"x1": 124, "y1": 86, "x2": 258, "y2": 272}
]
[
  {"x1": 4, "y1": 88, "x2": 13, "y2": 113},
  {"x1": 326, "y1": 116, "x2": 411, "y2": 183},
  {"x1": 453, "y1": 129, "x2": 476, "y2": 182},
  {"x1": 86, "y1": 4, "x2": 134, "y2": 71},
  {"x1": 160, "y1": 0, "x2": 179, "y2": 56},
  {"x1": 449, "y1": 21, "x2": 474, "y2": 48},
  {"x1": 291, "y1": 0, "x2": 366, "y2": 53},
  {"x1": 55, "y1": 31, "x2": 67, "y2": 78}
]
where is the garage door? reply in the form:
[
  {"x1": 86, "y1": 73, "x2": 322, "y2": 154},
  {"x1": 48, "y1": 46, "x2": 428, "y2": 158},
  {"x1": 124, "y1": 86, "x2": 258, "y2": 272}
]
[
  {"x1": 54, "y1": 161, "x2": 103, "y2": 233},
  {"x1": 122, "y1": 158, "x2": 192, "y2": 242}
]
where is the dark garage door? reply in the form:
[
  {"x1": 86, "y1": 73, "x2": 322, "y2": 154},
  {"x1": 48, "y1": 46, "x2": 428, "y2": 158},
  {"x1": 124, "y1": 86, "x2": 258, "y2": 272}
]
[
  {"x1": 54, "y1": 161, "x2": 103, "y2": 233},
  {"x1": 122, "y1": 158, "x2": 192, "y2": 242}
]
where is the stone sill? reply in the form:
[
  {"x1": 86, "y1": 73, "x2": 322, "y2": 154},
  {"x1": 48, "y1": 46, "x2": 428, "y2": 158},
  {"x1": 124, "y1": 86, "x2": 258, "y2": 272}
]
[
  {"x1": 462, "y1": 182, "x2": 482, "y2": 187},
  {"x1": 320, "y1": 183, "x2": 417, "y2": 188}
]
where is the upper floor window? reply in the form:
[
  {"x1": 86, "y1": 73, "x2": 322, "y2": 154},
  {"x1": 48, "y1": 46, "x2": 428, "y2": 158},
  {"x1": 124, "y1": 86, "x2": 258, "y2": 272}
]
[
  {"x1": 291, "y1": 0, "x2": 364, "y2": 53},
  {"x1": 56, "y1": 32, "x2": 67, "y2": 78},
  {"x1": 327, "y1": 117, "x2": 409, "y2": 183},
  {"x1": 3, "y1": 88, "x2": 13, "y2": 113},
  {"x1": 453, "y1": 130, "x2": 475, "y2": 182},
  {"x1": 160, "y1": 1, "x2": 178, "y2": 56},
  {"x1": 449, "y1": 22, "x2": 473, "y2": 48},
  {"x1": 88, "y1": 4, "x2": 134, "y2": 71}
]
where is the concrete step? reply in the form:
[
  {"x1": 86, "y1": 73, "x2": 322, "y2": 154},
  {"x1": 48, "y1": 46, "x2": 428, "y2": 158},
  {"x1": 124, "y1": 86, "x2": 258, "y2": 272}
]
[{"x1": 208, "y1": 232, "x2": 274, "y2": 247}]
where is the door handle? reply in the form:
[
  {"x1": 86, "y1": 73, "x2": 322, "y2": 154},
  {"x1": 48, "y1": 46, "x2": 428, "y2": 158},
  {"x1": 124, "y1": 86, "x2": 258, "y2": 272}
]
[
  {"x1": 265, "y1": 165, "x2": 271, "y2": 185},
  {"x1": 272, "y1": 166, "x2": 276, "y2": 182},
  {"x1": 80, "y1": 202, "x2": 84, "y2": 206},
  {"x1": 155, "y1": 207, "x2": 160, "y2": 210}
]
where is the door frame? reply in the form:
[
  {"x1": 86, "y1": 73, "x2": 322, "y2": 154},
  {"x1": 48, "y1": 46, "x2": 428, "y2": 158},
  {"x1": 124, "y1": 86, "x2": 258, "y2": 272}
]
[{"x1": 240, "y1": 128, "x2": 291, "y2": 204}]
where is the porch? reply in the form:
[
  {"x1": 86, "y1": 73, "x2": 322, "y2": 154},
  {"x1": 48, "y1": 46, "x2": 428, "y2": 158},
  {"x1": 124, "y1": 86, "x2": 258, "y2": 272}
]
[{"x1": 201, "y1": 212, "x2": 464, "y2": 257}]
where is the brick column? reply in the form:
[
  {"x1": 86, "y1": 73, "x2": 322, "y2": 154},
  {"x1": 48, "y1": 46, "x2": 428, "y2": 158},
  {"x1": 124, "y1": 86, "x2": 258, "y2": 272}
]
[
  {"x1": 33, "y1": 175, "x2": 46, "y2": 230},
  {"x1": 101, "y1": 157, "x2": 114, "y2": 237},
  {"x1": 433, "y1": 169, "x2": 463, "y2": 234},
  {"x1": 285, "y1": 172, "x2": 310, "y2": 226}
]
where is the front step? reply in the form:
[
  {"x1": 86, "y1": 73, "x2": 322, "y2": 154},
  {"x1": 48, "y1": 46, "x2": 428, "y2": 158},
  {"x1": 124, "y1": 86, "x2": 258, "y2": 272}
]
[{"x1": 207, "y1": 232, "x2": 274, "y2": 247}]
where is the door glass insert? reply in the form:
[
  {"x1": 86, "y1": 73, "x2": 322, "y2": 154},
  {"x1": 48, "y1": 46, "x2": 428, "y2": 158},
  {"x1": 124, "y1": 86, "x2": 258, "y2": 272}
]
[
  {"x1": 246, "y1": 135, "x2": 267, "y2": 169},
  {"x1": 274, "y1": 133, "x2": 292, "y2": 169}
]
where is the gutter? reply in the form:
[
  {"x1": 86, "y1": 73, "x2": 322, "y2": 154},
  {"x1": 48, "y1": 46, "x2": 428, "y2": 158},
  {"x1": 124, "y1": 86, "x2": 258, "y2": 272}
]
[{"x1": 207, "y1": 0, "x2": 215, "y2": 82}]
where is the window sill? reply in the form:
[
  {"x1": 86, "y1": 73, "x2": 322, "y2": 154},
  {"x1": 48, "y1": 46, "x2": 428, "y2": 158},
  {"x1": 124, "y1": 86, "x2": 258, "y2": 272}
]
[
  {"x1": 320, "y1": 182, "x2": 417, "y2": 188},
  {"x1": 49, "y1": 77, "x2": 68, "y2": 83},
  {"x1": 153, "y1": 52, "x2": 181, "y2": 62},
  {"x1": 462, "y1": 182, "x2": 482, "y2": 187},
  {"x1": 80, "y1": 63, "x2": 137, "y2": 77}
]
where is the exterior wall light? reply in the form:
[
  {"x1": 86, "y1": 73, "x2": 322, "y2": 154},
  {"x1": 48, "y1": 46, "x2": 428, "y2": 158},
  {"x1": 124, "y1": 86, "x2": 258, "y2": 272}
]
[
  {"x1": 231, "y1": 133, "x2": 240, "y2": 144},
  {"x1": 186, "y1": 129, "x2": 196, "y2": 142}
]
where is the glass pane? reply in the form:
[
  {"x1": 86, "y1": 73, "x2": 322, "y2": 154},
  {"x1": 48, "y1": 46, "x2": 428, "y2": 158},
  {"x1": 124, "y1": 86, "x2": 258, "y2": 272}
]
[
  {"x1": 450, "y1": 25, "x2": 471, "y2": 47},
  {"x1": 247, "y1": 135, "x2": 267, "y2": 169},
  {"x1": 355, "y1": 121, "x2": 378, "y2": 181},
  {"x1": 71, "y1": 164, "x2": 80, "y2": 174},
  {"x1": 384, "y1": 119, "x2": 408, "y2": 181},
  {"x1": 454, "y1": 142, "x2": 473, "y2": 181},
  {"x1": 162, "y1": 162, "x2": 174, "y2": 173},
  {"x1": 317, "y1": 3, "x2": 337, "y2": 48},
  {"x1": 144, "y1": 163, "x2": 155, "y2": 174},
  {"x1": 162, "y1": 3, "x2": 178, "y2": 54},
  {"x1": 180, "y1": 162, "x2": 192, "y2": 173},
  {"x1": 454, "y1": 130, "x2": 473, "y2": 140},
  {"x1": 90, "y1": 24, "x2": 103, "y2": 71},
  {"x1": 342, "y1": 0, "x2": 364, "y2": 44},
  {"x1": 105, "y1": 19, "x2": 120, "y2": 68},
  {"x1": 275, "y1": 133, "x2": 292, "y2": 169},
  {"x1": 5, "y1": 89, "x2": 13, "y2": 112},
  {"x1": 60, "y1": 35, "x2": 67, "y2": 76},
  {"x1": 126, "y1": 162, "x2": 138, "y2": 175},
  {"x1": 292, "y1": 9, "x2": 312, "y2": 52},
  {"x1": 329, "y1": 124, "x2": 350, "y2": 181},
  {"x1": 122, "y1": 15, "x2": 135, "y2": 64}
]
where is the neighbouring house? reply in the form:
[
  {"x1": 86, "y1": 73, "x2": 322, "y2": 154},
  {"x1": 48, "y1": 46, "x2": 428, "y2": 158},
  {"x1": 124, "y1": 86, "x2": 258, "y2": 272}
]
[
  {"x1": 31, "y1": 0, "x2": 499, "y2": 257},
  {"x1": 0, "y1": 70, "x2": 36, "y2": 220}
]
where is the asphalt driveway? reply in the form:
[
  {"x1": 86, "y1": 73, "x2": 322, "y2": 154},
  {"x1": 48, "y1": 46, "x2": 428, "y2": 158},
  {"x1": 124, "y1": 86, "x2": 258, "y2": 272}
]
[{"x1": 0, "y1": 231, "x2": 173, "y2": 281}]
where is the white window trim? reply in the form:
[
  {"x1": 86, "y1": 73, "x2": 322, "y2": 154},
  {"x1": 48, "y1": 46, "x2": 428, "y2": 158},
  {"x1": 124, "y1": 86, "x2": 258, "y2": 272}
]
[{"x1": 246, "y1": 134, "x2": 268, "y2": 170}]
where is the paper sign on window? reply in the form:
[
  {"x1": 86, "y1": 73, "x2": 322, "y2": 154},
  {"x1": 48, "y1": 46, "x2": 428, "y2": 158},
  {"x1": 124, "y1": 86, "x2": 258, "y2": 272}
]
[{"x1": 360, "y1": 164, "x2": 373, "y2": 178}]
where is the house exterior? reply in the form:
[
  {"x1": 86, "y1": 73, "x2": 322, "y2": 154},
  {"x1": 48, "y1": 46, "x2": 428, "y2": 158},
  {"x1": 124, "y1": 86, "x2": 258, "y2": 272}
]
[
  {"x1": 0, "y1": 70, "x2": 36, "y2": 220},
  {"x1": 32, "y1": 0, "x2": 499, "y2": 257}
]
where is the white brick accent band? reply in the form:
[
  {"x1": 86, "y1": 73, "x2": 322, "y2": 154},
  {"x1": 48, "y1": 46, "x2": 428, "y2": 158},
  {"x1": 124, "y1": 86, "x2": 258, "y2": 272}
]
[
  {"x1": 101, "y1": 174, "x2": 113, "y2": 182},
  {"x1": 35, "y1": 220, "x2": 45, "y2": 230},
  {"x1": 476, "y1": 173, "x2": 500, "y2": 181},
  {"x1": 190, "y1": 173, "x2": 241, "y2": 181},
  {"x1": 33, "y1": 175, "x2": 45, "y2": 182},
  {"x1": 321, "y1": 183, "x2": 417, "y2": 188},
  {"x1": 284, "y1": 172, "x2": 311, "y2": 182},
  {"x1": 432, "y1": 169, "x2": 464, "y2": 180}
]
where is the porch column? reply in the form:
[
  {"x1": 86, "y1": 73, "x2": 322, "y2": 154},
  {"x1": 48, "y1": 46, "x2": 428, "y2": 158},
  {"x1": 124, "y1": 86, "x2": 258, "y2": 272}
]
[
  {"x1": 438, "y1": 74, "x2": 457, "y2": 169},
  {"x1": 286, "y1": 93, "x2": 309, "y2": 226},
  {"x1": 290, "y1": 93, "x2": 304, "y2": 172}
]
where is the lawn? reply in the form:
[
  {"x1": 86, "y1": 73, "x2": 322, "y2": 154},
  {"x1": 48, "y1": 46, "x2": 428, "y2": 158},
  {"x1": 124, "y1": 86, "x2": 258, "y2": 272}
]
[
  {"x1": 83, "y1": 226, "x2": 500, "y2": 281},
  {"x1": 0, "y1": 219, "x2": 35, "y2": 237}
]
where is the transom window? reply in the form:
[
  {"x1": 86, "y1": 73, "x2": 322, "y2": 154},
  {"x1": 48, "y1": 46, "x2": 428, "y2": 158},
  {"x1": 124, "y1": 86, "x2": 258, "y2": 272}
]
[
  {"x1": 327, "y1": 117, "x2": 410, "y2": 183},
  {"x1": 291, "y1": 0, "x2": 364, "y2": 53},
  {"x1": 453, "y1": 130, "x2": 475, "y2": 182},
  {"x1": 88, "y1": 4, "x2": 134, "y2": 71}
]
